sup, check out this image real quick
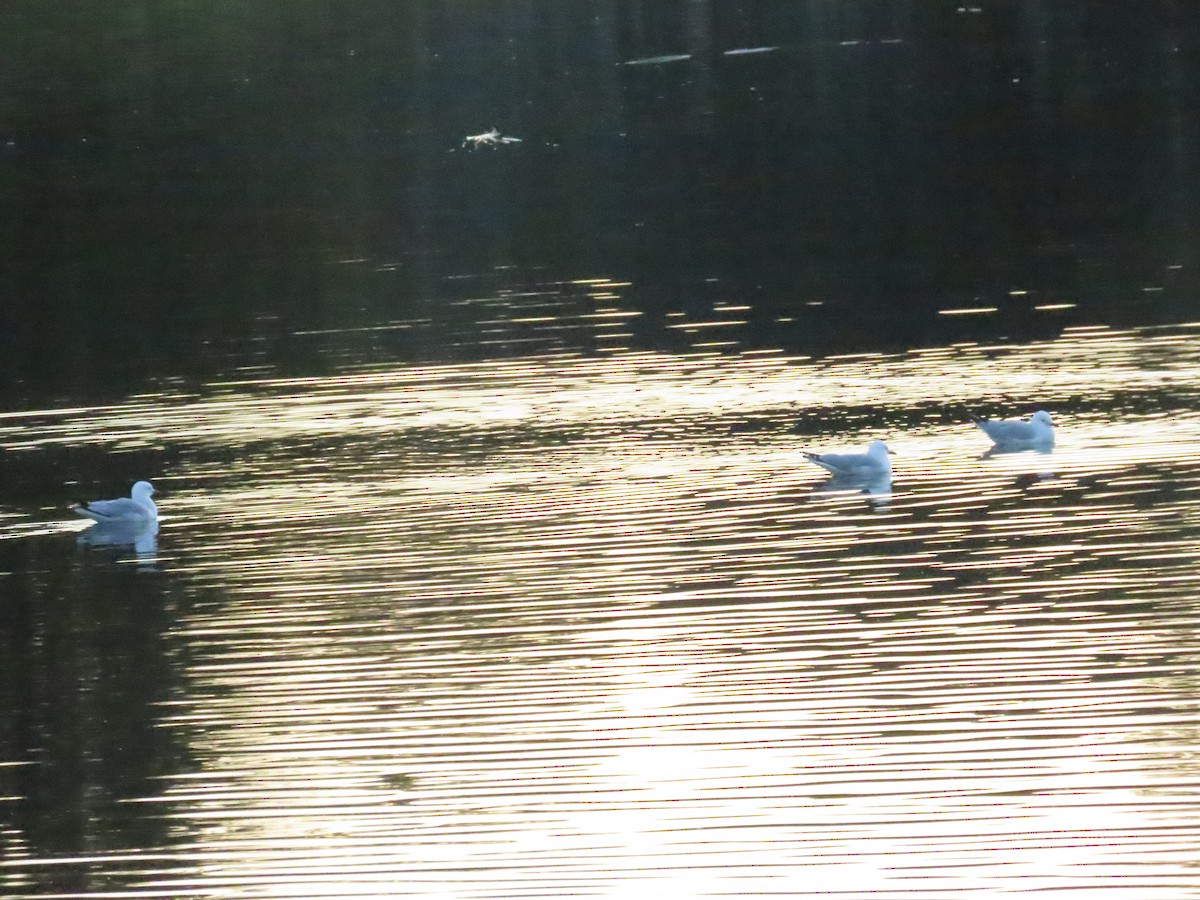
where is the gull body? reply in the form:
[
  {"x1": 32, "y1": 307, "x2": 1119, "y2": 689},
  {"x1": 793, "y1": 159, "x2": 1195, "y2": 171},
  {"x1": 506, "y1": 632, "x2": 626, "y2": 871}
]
[
  {"x1": 72, "y1": 481, "x2": 158, "y2": 525},
  {"x1": 802, "y1": 440, "x2": 892, "y2": 479},
  {"x1": 971, "y1": 410, "x2": 1054, "y2": 448}
]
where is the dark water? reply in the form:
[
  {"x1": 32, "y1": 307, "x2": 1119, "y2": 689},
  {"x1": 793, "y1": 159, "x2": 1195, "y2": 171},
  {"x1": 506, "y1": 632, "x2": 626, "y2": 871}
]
[
  {"x1": 1, "y1": 2, "x2": 1198, "y2": 401},
  {"x1": 3, "y1": 3, "x2": 1200, "y2": 898}
]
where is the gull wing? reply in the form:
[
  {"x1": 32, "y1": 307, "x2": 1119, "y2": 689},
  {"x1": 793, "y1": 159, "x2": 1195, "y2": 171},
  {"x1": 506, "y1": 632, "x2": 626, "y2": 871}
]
[
  {"x1": 804, "y1": 451, "x2": 869, "y2": 476},
  {"x1": 978, "y1": 419, "x2": 1037, "y2": 443},
  {"x1": 75, "y1": 497, "x2": 150, "y2": 522}
]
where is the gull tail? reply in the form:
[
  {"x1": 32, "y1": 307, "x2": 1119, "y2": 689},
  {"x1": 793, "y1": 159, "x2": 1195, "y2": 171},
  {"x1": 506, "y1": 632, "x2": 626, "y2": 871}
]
[
  {"x1": 72, "y1": 502, "x2": 102, "y2": 523},
  {"x1": 802, "y1": 452, "x2": 837, "y2": 475},
  {"x1": 962, "y1": 407, "x2": 987, "y2": 425}
]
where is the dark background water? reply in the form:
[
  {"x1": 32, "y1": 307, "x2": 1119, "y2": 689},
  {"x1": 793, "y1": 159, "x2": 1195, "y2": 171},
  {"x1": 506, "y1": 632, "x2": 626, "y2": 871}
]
[{"x1": 1, "y1": 0, "x2": 1198, "y2": 403}]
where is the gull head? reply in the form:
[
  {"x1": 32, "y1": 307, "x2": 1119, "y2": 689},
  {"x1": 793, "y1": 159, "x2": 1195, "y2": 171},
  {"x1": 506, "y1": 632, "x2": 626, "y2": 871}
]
[
  {"x1": 867, "y1": 440, "x2": 892, "y2": 458},
  {"x1": 132, "y1": 481, "x2": 156, "y2": 501},
  {"x1": 867, "y1": 441, "x2": 893, "y2": 472},
  {"x1": 1031, "y1": 410, "x2": 1052, "y2": 425}
]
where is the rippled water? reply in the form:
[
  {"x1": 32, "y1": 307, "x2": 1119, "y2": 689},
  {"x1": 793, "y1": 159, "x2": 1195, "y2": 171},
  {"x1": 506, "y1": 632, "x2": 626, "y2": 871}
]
[{"x1": 4, "y1": 322, "x2": 1200, "y2": 898}]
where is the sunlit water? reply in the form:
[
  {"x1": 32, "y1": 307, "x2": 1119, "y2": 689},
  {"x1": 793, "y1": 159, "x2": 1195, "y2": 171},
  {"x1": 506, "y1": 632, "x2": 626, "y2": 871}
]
[{"x1": 4, "y1": 322, "x2": 1200, "y2": 898}]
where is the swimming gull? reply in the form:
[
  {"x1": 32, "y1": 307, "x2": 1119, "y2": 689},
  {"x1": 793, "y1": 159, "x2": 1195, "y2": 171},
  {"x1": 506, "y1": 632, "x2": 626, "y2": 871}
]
[
  {"x1": 970, "y1": 410, "x2": 1054, "y2": 448},
  {"x1": 802, "y1": 440, "x2": 893, "y2": 479},
  {"x1": 72, "y1": 480, "x2": 158, "y2": 525}
]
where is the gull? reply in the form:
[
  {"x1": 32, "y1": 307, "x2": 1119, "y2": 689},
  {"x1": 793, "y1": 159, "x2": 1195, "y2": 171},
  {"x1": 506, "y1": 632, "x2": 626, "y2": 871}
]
[
  {"x1": 802, "y1": 440, "x2": 893, "y2": 479},
  {"x1": 970, "y1": 410, "x2": 1054, "y2": 448},
  {"x1": 72, "y1": 481, "x2": 158, "y2": 525}
]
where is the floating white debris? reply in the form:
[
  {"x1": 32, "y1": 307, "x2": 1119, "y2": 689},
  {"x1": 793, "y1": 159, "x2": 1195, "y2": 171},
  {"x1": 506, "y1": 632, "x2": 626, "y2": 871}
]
[
  {"x1": 840, "y1": 38, "x2": 903, "y2": 47},
  {"x1": 722, "y1": 46, "x2": 777, "y2": 56},
  {"x1": 623, "y1": 53, "x2": 692, "y2": 66},
  {"x1": 460, "y1": 127, "x2": 522, "y2": 150}
]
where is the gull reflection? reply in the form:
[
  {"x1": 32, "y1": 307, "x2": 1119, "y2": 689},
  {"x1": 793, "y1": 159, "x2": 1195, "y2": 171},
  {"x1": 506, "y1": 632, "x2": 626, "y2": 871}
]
[
  {"x1": 76, "y1": 519, "x2": 159, "y2": 567},
  {"x1": 811, "y1": 472, "x2": 893, "y2": 506},
  {"x1": 979, "y1": 444, "x2": 1055, "y2": 460},
  {"x1": 978, "y1": 444, "x2": 1057, "y2": 484},
  {"x1": 1013, "y1": 471, "x2": 1059, "y2": 489}
]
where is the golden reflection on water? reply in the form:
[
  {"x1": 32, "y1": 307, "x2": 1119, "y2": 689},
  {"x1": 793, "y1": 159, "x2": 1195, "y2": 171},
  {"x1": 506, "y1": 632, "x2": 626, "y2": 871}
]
[{"x1": 3, "y1": 323, "x2": 1200, "y2": 897}]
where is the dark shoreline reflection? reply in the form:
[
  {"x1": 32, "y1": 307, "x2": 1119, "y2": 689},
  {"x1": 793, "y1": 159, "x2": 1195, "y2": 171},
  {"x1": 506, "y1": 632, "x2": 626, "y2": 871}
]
[
  {"x1": 0, "y1": 536, "x2": 188, "y2": 892},
  {"x1": 1, "y1": 2, "x2": 1198, "y2": 405}
]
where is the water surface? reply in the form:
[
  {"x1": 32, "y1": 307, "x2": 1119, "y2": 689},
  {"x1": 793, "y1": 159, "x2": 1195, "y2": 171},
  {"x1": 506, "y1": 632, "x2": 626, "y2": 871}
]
[
  {"x1": 4, "y1": 3, "x2": 1200, "y2": 896},
  {"x1": 3, "y1": 323, "x2": 1200, "y2": 897}
]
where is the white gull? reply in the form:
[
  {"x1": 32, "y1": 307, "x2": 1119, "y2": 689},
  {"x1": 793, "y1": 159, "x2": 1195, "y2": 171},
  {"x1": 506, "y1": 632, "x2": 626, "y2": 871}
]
[
  {"x1": 802, "y1": 440, "x2": 893, "y2": 479},
  {"x1": 970, "y1": 410, "x2": 1054, "y2": 448},
  {"x1": 72, "y1": 481, "x2": 158, "y2": 525}
]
